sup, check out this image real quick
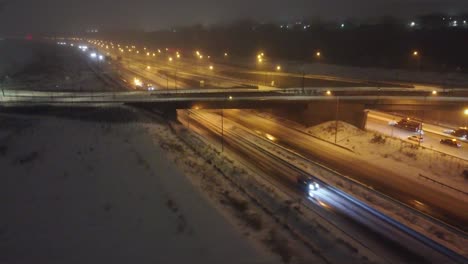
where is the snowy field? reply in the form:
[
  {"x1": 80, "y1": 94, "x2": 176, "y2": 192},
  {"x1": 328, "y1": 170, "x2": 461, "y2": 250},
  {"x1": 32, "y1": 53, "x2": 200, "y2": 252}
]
[
  {"x1": 0, "y1": 107, "x2": 290, "y2": 264},
  {"x1": 1, "y1": 40, "x2": 112, "y2": 91},
  {"x1": 228, "y1": 57, "x2": 468, "y2": 88},
  {"x1": 0, "y1": 40, "x2": 35, "y2": 77}
]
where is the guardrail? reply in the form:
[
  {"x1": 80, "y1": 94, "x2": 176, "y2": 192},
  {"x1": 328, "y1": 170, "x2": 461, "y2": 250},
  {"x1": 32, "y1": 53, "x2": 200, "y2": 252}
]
[{"x1": 418, "y1": 174, "x2": 468, "y2": 196}]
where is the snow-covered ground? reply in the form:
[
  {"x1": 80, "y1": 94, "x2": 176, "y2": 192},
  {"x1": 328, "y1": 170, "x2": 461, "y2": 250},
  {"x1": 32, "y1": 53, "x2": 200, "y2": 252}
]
[
  {"x1": 226, "y1": 57, "x2": 468, "y2": 88},
  {"x1": 0, "y1": 40, "x2": 35, "y2": 77},
  {"x1": 0, "y1": 107, "x2": 288, "y2": 264},
  {"x1": 1, "y1": 40, "x2": 113, "y2": 91}
]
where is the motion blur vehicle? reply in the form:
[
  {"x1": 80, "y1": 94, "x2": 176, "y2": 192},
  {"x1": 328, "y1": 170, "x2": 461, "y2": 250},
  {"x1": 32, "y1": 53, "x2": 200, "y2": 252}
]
[
  {"x1": 297, "y1": 175, "x2": 320, "y2": 192},
  {"x1": 440, "y1": 138, "x2": 462, "y2": 148},
  {"x1": 146, "y1": 83, "x2": 155, "y2": 91},
  {"x1": 408, "y1": 135, "x2": 424, "y2": 143},
  {"x1": 388, "y1": 120, "x2": 398, "y2": 126},
  {"x1": 133, "y1": 78, "x2": 155, "y2": 91},
  {"x1": 452, "y1": 128, "x2": 468, "y2": 140},
  {"x1": 443, "y1": 129, "x2": 455, "y2": 134}
]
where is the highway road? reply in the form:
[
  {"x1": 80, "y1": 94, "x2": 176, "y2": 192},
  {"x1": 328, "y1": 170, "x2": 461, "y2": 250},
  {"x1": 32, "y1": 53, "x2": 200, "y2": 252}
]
[
  {"x1": 178, "y1": 109, "x2": 466, "y2": 263},
  {"x1": 366, "y1": 111, "x2": 468, "y2": 160},
  {"x1": 199, "y1": 109, "x2": 468, "y2": 231}
]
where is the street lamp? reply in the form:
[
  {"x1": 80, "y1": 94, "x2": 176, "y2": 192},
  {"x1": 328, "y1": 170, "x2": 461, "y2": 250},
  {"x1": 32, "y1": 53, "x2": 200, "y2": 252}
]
[
  {"x1": 316, "y1": 51, "x2": 321, "y2": 58},
  {"x1": 274, "y1": 65, "x2": 281, "y2": 87},
  {"x1": 209, "y1": 65, "x2": 214, "y2": 70},
  {"x1": 464, "y1": 109, "x2": 468, "y2": 127},
  {"x1": 412, "y1": 50, "x2": 421, "y2": 71}
]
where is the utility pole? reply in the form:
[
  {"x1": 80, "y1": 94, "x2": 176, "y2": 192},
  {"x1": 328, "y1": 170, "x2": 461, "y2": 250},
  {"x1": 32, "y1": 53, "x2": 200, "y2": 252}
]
[
  {"x1": 301, "y1": 65, "x2": 305, "y2": 94},
  {"x1": 419, "y1": 95, "x2": 427, "y2": 147},
  {"x1": 335, "y1": 96, "x2": 340, "y2": 144},
  {"x1": 221, "y1": 108, "x2": 224, "y2": 152}
]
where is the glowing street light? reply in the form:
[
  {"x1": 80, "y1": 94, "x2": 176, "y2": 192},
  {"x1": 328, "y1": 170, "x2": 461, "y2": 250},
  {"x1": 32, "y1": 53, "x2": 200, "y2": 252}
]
[
  {"x1": 147, "y1": 66, "x2": 151, "y2": 70},
  {"x1": 224, "y1": 52, "x2": 228, "y2": 57},
  {"x1": 176, "y1": 54, "x2": 181, "y2": 58},
  {"x1": 168, "y1": 57, "x2": 173, "y2": 62},
  {"x1": 209, "y1": 65, "x2": 214, "y2": 70},
  {"x1": 326, "y1": 90, "x2": 332, "y2": 95},
  {"x1": 464, "y1": 109, "x2": 468, "y2": 127},
  {"x1": 316, "y1": 51, "x2": 321, "y2": 58},
  {"x1": 432, "y1": 90, "x2": 437, "y2": 95},
  {"x1": 134, "y1": 78, "x2": 142, "y2": 87},
  {"x1": 276, "y1": 65, "x2": 281, "y2": 71},
  {"x1": 413, "y1": 50, "x2": 419, "y2": 56}
]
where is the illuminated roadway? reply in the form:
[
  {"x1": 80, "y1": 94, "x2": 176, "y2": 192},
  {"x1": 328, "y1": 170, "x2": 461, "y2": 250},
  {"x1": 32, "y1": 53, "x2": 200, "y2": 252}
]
[{"x1": 178, "y1": 109, "x2": 466, "y2": 263}]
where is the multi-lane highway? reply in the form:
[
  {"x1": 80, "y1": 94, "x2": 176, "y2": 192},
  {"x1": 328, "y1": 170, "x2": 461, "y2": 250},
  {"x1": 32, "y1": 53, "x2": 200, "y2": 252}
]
[
  {"x1": 210, "y1": 109, "x2": 468, "y2": 230},
  {"x1": 178, "y1": 109, "x2": 466, "y2": 263}
]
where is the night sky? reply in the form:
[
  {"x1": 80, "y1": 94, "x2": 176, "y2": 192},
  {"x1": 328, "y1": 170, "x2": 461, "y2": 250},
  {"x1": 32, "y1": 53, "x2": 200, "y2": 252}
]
[{"x1": 1, "y1": 0, "x2": 467, "y2": 33}]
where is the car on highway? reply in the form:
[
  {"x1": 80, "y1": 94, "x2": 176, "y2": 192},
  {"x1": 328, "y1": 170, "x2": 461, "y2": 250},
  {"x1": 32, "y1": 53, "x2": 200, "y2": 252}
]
[
  {"x1": 388, "y1": 120, "x2": 397, "y2": 126},
  {"x1": 146, "y1": 84, "x2": 155, "y2": 91},
  {"x1": 408, "y1": 135, "x2": 424, "y2": 143},
  {"x1": 297, "y1": 175, "x2": 320, "y2": 192},
  {"x1": 440, "y1": 138, "x2": 462, "y2": 148},
  {"x1": 443, "y1": 129, "x2": 455, "y2": 134}
]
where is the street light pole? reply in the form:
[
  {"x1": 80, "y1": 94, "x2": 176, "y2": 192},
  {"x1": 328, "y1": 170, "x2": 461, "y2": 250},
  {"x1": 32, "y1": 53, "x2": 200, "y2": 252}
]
[
  {"x1": 464, "y1": 109, "x2": 468, "y2": 128},
  {"x1": 221, "y1": 108, "x2": 224, "y2": 152},
  {"x1": 419, "y1": 95, "x2": 427, "y2": 147},
  {"x1": 335, "y1": 96, "x2": 340, "y2": 144}
]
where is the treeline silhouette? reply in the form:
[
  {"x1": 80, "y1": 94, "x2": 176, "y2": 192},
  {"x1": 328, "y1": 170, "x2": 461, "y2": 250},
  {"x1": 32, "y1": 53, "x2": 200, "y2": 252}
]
[{"x1": 98, "y1": 16, "x2": 468, "y2": 72}]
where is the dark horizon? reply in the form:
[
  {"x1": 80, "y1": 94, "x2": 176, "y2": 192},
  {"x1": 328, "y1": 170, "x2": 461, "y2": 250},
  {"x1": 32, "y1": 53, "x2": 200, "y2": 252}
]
[{"x1": 1, "y1": 0, "x2": 468, "y2": 34}]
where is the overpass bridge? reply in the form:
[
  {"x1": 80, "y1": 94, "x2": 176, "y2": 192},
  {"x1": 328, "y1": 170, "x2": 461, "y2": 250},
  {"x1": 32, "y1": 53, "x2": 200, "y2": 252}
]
[
  {"x1": 1, "y1": 87, "x2": 467, "y2": 106},
  {"x1": 1, "y1": 88, "x2": 467, "y2": 128}
]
